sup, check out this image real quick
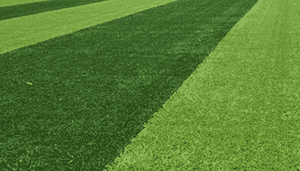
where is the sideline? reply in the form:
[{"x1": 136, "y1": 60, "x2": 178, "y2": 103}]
[{"x1": 0, "y1": 0, "x2": 178, "y2": 55}]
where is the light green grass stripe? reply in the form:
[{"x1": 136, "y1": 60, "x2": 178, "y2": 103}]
[
  {"x1": 104, "y1": 0, "x2": 300, "y2": 170},
  {"x1": 0, "y1": 0, "x2": 178, "y2": 55},
  {"x1": 0, "y1": 0, "x2": 50, "y2": 7}
]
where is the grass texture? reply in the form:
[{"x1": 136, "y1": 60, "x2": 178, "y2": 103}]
[
  {"x1": 0, "y1": 0, "x2": 50, "y2": 8},
  {"x1": 2, "y1": 0, "x2": 299, "y2": 170},
  {"x1": 0, "y1": 0, "x2": 109, "y2": 19},
  {"x1": 0, "y1": 0, "x2": 179, "y2": 54},
  {"x1": 103, "y1": 0, "x2": 300, "y2": 170}
]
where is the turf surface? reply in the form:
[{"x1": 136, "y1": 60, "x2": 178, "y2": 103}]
[
  {"x1": 0, "y1": 0, "x2": 108, "y2": 20},
  {"x1": 0, "y1": 0, "x2": 270, "y2": 170},
  {"x1": 103, "y1": 0, "x2": 300, "y2": 170}
]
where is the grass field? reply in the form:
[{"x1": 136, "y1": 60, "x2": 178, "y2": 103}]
[{"x1": 1, "y1": 0, "x2": 300, "y2": 170}]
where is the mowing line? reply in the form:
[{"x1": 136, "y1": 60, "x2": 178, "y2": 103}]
[
  {"x1": 0, "y1": 0, "x2": 50, "y2": 7},
  {"x1": 0, "y1": 0, "x2": 179, "y2": 55},
  {"x1": 103, "y1": 0, "x2": 300, "y2": 170}
]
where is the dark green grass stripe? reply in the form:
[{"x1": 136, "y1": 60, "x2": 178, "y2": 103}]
[
  {"x1": 0, "y1": 0, "x2": 259, "y2": 170},
  {"x1": 0, "y1": 0, "x2": 109, "y2": 20}
]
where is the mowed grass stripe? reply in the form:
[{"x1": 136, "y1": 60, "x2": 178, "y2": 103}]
[
  {"x1": 0, "y1": 0, "x2": 260, "y2": 170},
  {"x1": 103, "y1": 0, "x2": 300, "y2": 170},
  {"x1": 0, "y1": 0, "x2": 108, "y2": 20},
  {"x1": 0, "y1": 0, "x2": 179, "y2": 55},
  {"x1": 0, "y1": 0, "x2": 50, "y2": 7}
]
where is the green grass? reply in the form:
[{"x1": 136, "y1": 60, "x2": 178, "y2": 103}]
[
  {"x1": 0, "y1": 0, "x2": 109, "y2": 19},
  {"x1": 0, "y1": 0, "x2": 181, "y2": 55},
  {"x1": 3, "y1": 0, "x2": 300, "y2": 170},
  {"x1": 102, "y1": 0, "x2": 300, "y2": 170}
]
